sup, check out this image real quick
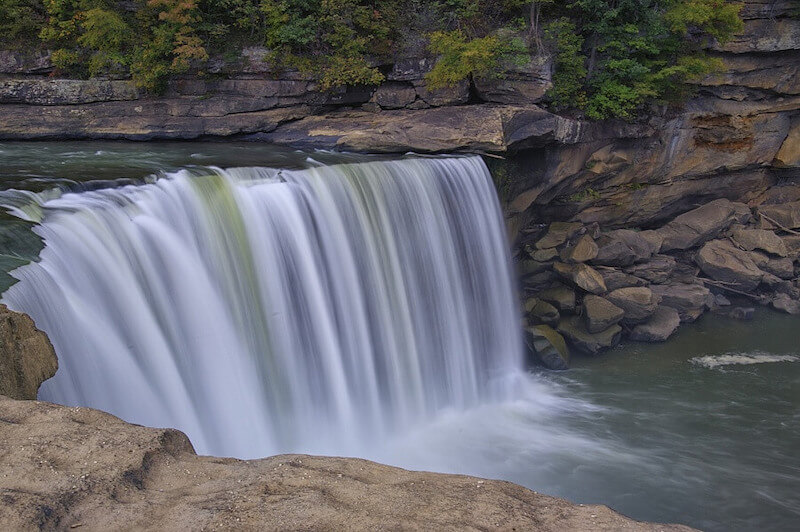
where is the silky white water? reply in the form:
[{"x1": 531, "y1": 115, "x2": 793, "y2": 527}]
[{"x1": 3, "y1": 155, "x2": 527, "y2": 458}]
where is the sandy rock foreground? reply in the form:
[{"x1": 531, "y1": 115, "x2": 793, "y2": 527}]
[{"x1": 0, "y1": 396, "x2": 695, "y2": 531}]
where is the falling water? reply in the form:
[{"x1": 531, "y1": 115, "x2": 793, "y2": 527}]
[{"x1": 2, "y1": 155, "x2": 524, "y2": 458}]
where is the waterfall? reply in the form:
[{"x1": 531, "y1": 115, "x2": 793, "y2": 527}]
[{"x1": 2, "y1": 155, "x2": 523, "y2": 458}]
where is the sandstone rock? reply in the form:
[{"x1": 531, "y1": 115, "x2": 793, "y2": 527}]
[
  {"x1": 757, "y1": 202, "x2": 800, "y2": 231},
  {"x1": 371, "y1": 82, "x2": 417, "y2": 109},
  {"x1": 762, "y1": 257, "x2": 796, "y2": 280},
  {"x1": 657, "y1": 199, "x2": 751, "y2": 252},
  {"x1": 0, "y1": 305, "x2": 58, "y2": 400},
  {"x1": 583, "y1": 295, "x2": 625, "y2": 334},
  {"x1": 624, "y1": 255, "x2": 676, "y2": 284},
  {"x1": 0, "y1": 50, "x2": 52, "y2": 74},
  {"x1": 0, "y1": 79, "x2": 140, "y2": 105},
  {"x1": 606, "y1": 287, "x2": 661, "y2": 324},
  {"x1": 537, "y1": 284, "x2": 577, "y2": 312},
  {"x1": 533, "y1": 248, "x2": 559, "y2": 262},
  {"x1": 592, "y1": 230, "x2": 654, "y2": 266},
  {"x1": 525, "y1": 325, "x2": 569, "y2": 370},
  {"x1": 528, "y1": 299, "x2": 560, "y2": 326},
  {"x1": 519, "y1": 260, "x2": 551, "y2": 278},
  {"x1": 774, "y1": 117, "x2": 800, "y2": 168},
  {"x1": 524, "y1": 270, "x2": 559, "y2": 291},
  {"x1": 473, "y1": 56, "x2": 552, "y2": 105},
  {"x1": 0, "y1": 397, "x2": 694, "y2": 532},
  {"x1": 560, "y1": 234, "x2": 599, "y2": 263},
  {"x1": 731, "y1": 227, "x2": 788, "y2": 256},
  {"x1": 557, "y1": 316, "x2": 622, "y2": 355},
  {"x1": 781, "y1": 235, "x2": 800, "y2": 257},
  {"x1": 696, "y1": 240, "x2": 765, "y2": 292},
  {"x1": 772, "y1": 293, "x2": 800, "y2": 315},
  {"x1": 413, "y1": 79, "x2": 470, "y2": 107},
  {"x1": 629, "y1": 306, "x2": 681, "y2": 343},
  {"x1": 650, "y1": 283, "x2": 711, "y2": 322},
  {"x1": 536, "y1": 222, "x2": 583, "y2": 249},
  {"x1": 553, "y1": 262, "x2": 607, "y2": 295},
  {"x1": 639, "y1": 230, "x2": 664, "y2": 255},
  {"x1": 596, "y1": 267, "x2": 648, "y2": 291}
]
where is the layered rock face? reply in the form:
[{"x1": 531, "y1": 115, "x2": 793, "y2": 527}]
[
  {"x1": 521, "y1": 199, "x2": 800, "y2": 368},
  {"x1": 0, "y1": 396, "x2": 694, "y2": 531}
]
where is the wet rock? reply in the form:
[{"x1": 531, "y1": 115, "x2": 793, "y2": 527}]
[
  {"x1": 528, "y1": 300, "x2": 560, "y2": 326},
  {"x1": 525, "y1": 325, "x2": 569, "y2": 370},
  {"x1": 553, "y1": 262, "x2": 607, "y2": 295},
  {"x1": 536, "y1": 222, "x2": 583, "y2": 249},
  {"x1": 557, "y1": 316, "x2": 622, "y2": 355},
  {"x1": 0, "y1": 305, "x2": 58, "y2": 400},
  {"x1": 533, "y1": 248, "x2": 559, "y2": 262},
  {"x1": 772, "y1": 293, "x2": 800, "y2": 315},
  {"x1": 650, "y1": 283, "x2": 711, "y2": 322},
  {"x1": 559, "y1": 234, "x2": 598, "y2": 263},
  {"x1": 629, "y1": 306, "x2": 681, "y2": 342},
  {"x1": 757, "y1": 202, "x2": 800, "y2": 231},
  {"x1": 592, "y1": 230, "x2": 654, "y2": 266},
  {"x1": 714, "y1": 293, "x2": 732, "y2": 307},
  {"x1": 583, "y1": 295, "x2": 625, "y2": 334},
  {"x1": 716, "y1": 306, "x2": 756, "y2": 320},
  {"x1": 624, "y1": 255, "x2": 676, "y2": 284},
  {"x1": 606, "y1": 287, "x2": 661, "y2": 324},
  {"x1": 596, "y1": 267, "x2": 648, "y2": 291},
  {"x1": 696, "y1": 240, "x2": 765, "y2": 292},
  {"x1": 731, "y1": 227, "x2": 788, "y2": 257},
  {"x1": 656, "y1": 199, "x2": 751, "y2": 252},
  {"x1": 537, "y1": 283, "x2": 577, "y2": 312}
]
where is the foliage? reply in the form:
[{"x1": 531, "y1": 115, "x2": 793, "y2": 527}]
[
  {"x1": 0, "y1": 0, "x2": 46, "y2": 46},
  {"x1": 425, "y1": 31, "x2": 504, "y2": 89},
  {"x1": 543, "y1": 18, "x2": 586, "y2": 110}
]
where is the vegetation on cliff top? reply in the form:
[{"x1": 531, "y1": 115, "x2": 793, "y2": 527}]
[{"x1": 0, "y1": 0, "x2": 743, "y2": 118}]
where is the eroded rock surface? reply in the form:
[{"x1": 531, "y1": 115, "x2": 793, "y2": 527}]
[
  {"x1": 0, "y1": 397, "x2": 693, "y2": 531},
  {"x1": 0, "y1": 305, "x2": 57, "y2": 400}
]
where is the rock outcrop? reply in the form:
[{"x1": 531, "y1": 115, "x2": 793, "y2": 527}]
[
  {"x1": 0, "y1": 397, "x2": 693, "y2": 531},
  {"x1": 0, "y1": 305, "x2": 57, "y2": 400}
]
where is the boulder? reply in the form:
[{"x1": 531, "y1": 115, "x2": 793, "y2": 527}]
[
  {"x1": 772, "y1": 293, "x2": 800, "y2": 315},
  {"x1": 696, "y1": 240, "x2": 765, "y2": 292},
  {"x1": 624, "y1": 255, "x2": 676, "y2": 284},
  {"x1": 537, "y1": 283, "x2": 577, "y2": 312},
  {"x1": 731, "y1": 227, "x2": 788, "y2": 257},
  {"x1": 0, "y1": 305, "x2": 58, "y2": 400},
  {"x1": 0, "y1": 397, "x2": 695, "y2": 532},
  {"x1": 524, "y1": 270, "x2": 559, "y2": 291},
  {"x1": 629, "y1": 306, "x2": 681, "y2": 343},
  {"x1": 762, "y1": 257, "x2": 796, "y2": 280},
  {"x1": 519, "y1": 260, "x2": 551, "y2": 278},
  {"x1": 559, "y1": 234, "x2": 599, "y2": 263},
  {"x1": 583, "y1": 295, "x2": 625, "y2": 334},
  {"x1": 606, "y1": 287, "x2": 661, "y2": 324},
  {"x1": 596, "y1": 267, "x2": 648, "y2": 291},
  {"x1": 650, "y1": 283, "x2": 711, "y2": 322},
  {"x1": 656, "y1": 199, "x2": 751, "y2": 252},
  {"x1": 533, "y1": 248, "x2": 559, "y2": 262},
  {"x1": 592, "y1": 230, "x2": 654, "y2": 266},
  {"x1": 536, "y1": 222, "x2": 583, "y2": 249},
  {"x1": 757, "y1": 202, "x2": 800, "y2": 231},
  {"x1": 528, "y1": 300, "x2": 560, "y2": 326},
  {"x1": 557, "y1": 316, "x2": 622, "y2": 355},
  {"x1": 525, "y1": 325, "x2": 570, "y2": 370},
  {"x1": 553, "y1": 262, "x2": 608, "y2": 295}
]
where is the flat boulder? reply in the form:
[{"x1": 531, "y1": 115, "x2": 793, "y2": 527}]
[
  {"x1": 731, "y1": 227, "x2": 788, "y2": 257},
  {"x1": 537, "y1": 283, "x2": 577, "y2": 312},
  {"x1": 536, "y1": 222, "x2": 583, "y2": 249},
  {"x1": 525, "y1": 325, "x2": 570, "y2": 370},
  {"x1": 560, "y1": 234, "x2": 599, "y2": 263},
  {"x1": 762, "y1": 257, "x2": 796, "y2": 280},
  {"x1": 606, "y1": 287, "x2": 661, "y2": 324},
  {"x1": 629, "y1": 306, "x2": 681, "y2": 342},
  {"x1": 650, "y1": 283, "x2": 711, "y2": 322},
  {"x1": 758, "y1": 201, "x2": 800, "y2": 230},
  {"x1": 696, "y1": 240, "x2": 765, "y2": 292},
  {"x1": 772, "y1": 293, "x2": 800, "y2": 315},
  {"x1": 592, "y1": 229, "x2": 654, "y2": 266},
  {"x1": 553, "y1": 262, "x2": 607, "y2": 294},
  {"x1": 596, "y1": 267, "x2": 648, "y2": 291},
  {"x1": 624, "y1": 255, "x2": 676, "y2": 284},
  {"x1": 557, "y1": 316, "x2": 622, "y2": 355},
  {"x1": 583, "y1": 295, "x2": 625, "y2": 333},
  {"x1": 656, "y1": 199, "x2": 751, "y2": 252}
]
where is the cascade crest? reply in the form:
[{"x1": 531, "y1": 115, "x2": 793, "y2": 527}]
[{"x1": 2, "y1": 155, "x2": 522, "y2": 458}]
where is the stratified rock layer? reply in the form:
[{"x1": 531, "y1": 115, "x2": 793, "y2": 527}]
[{"x1": 0, "y1": 397, "x2": 693, "y2": 531}]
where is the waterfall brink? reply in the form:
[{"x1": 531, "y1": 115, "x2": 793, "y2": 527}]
[{"x1": 2, "y1": 155, "x2": 523, "y2": 458}]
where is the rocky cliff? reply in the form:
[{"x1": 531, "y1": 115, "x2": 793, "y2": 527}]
[{"x1": 0, "y1": 304, "x2": 57, "y2": 400}]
